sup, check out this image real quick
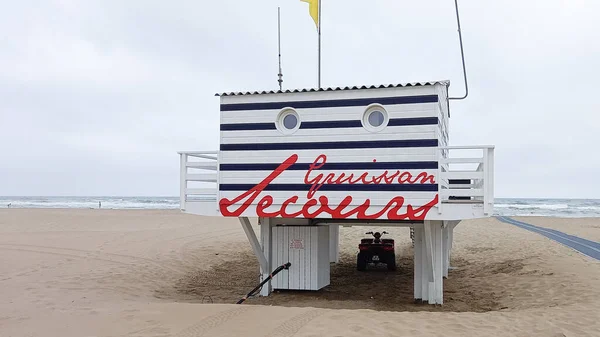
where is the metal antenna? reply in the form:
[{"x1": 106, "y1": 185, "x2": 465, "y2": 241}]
[
  {"x1": 277, "y1": 7, "x2": 283, "y2": 91},
  {"x1": 449, "y1": 0, "x2": 468, "y2": 100}
]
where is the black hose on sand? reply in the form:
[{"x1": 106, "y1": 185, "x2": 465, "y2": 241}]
[{"x1": 236, "y1": 262, "x2": 291, "y2": 304}]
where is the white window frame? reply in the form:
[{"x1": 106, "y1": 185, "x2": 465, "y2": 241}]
[
  {"x1": 361, "y1": 103, "x2": 389, "y2": 132},
  {"x1": 276, "y1": 107, "x2": 301, "y2": 135}
]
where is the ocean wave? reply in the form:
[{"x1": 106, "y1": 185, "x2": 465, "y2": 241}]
[
  {"x1": 0, "y1": 197, "x2": 182, "y2": 209},
  {"x1": 2, "y1": 197, "x2": 600, "y2": 217},
  {"x1": 575, "y1": 206, "x2": 600, "y2": 211},
  {"x1": 494, "y1": 203, "x2": 569, "y2": 210}
]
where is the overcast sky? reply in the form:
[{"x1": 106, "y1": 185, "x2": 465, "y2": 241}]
[{"x1": 1, "y1": 0, "x2": 598, "y2": 199}]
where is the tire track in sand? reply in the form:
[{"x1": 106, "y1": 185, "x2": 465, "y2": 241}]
[
  {"x1": 0, "y1": 243, "x2": 181, "y2": 272},
  {"x1": 0, "y1": 244, "x2": 176, "y2": 293},
  {"x1": 0, "y1": 226, "x2": 247, "y2": 296},
  {"x1": 174, "y1": 307, "x2": 251, "y2": 337},
  {"x1": 265, "y1": 309, "x2": 325, "y2": 337},
  {"x1": 0, "y1": 245, "x2": 135, "y2": 267},
  {"x1": 0, "y1": 226, "x2": 241, "y2": 275}
]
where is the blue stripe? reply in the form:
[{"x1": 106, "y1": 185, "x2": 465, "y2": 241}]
[
  {"x1": 220, "y1": 95, "x2": 439, "y2": 111},
  {"x1": 221, "y1": 123, "x2": 274, "y2": 131},
  {"x1": 496, "y1": 216, "x2": 600, "y2": 261},
  {"x1": 220, "y1": 139, "x2": 438, "y2": 151},
  {"x1": 389, "y1": 117, "x2": 439, "y2": 127},
  {"x1": 220, "y1": 117, "x2": 439, "y2": 131},
  {"x1": 303, "y1": 120, "x2": 360, "y2": 129},
  {"x1": 220, "y1": 161, "x2": 439, "y2": 171},
  {"x1": 220, "y1": 183, "x2": 438, "y2": 192}
]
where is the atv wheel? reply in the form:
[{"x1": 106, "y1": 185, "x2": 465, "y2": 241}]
[
  {"x1": 387, "y1": 253, "x2": 397, "y2": 271},
  {"x1": 357, "y1": 252, "x2": 367, "y2": 271}
]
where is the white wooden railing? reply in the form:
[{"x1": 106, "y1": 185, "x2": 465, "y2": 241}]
[
  {"x1": 437, "y1": 146, "x2": 495, "y2": 215},
  {"x1": 178, "y1": 147, "x2": 494, "y2": 217},
  {"x1": 178, "y1": 151, "x2": 218, "y2": 210}
]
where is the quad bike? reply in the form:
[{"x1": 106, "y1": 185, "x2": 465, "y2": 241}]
[{"x1": 357, "y1": 231, "x2": 396, "y2": 271}]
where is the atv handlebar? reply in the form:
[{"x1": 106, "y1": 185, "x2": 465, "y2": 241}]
[{"x1": 365, "y1": 231, "x2": 389, "y2": 236}]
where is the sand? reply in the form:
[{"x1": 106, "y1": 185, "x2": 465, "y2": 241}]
[{"x1": 1, "y1": 209, "x2": 599, "y2": 337}]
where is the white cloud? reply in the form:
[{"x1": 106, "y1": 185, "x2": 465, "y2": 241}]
[{"x1": 0, "y1": 0, "x2": 598, "y2": 198}]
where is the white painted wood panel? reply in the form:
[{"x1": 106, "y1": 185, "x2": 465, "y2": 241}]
[
  {"x1": 282, "y1": 226, "x2": 289, "y2": 287},
  {"x1": 414, "y1": 226, "x2": 423, "y2": 300},
  {"x1": 318, "y1": 227, "x2": 330, "y2": 287},
  {"x1": 289, "y1": 227, "x2": 298, "y2": 289},
  {"x1": 436, "y1": 84, "x2": 450, "y2": 122},
  {"x1": 277, "y1": 227, "x2": 285, "y2": 288},
  {"x1": 441, "y1": 189, "x2": 483, "y2": 197},
  {"x1": 218, "y1": 84, "x2": 449, "y2": 220},
  {"x1": 221, "y1": 125, "x2": 438, "y2": 140},
  {"x1": 221, "y1": 105, "x2": 438, "y2": 124},
  {"x1": 299, "y1": 227, "x2": 306, "y2": 289},
  {"x1": 186, "y1": 200, "x2": 490, "y2": 221},
  {"x1": 219, "y1": 149, "x2": 438, "y2": 164},
  {"x1": 221, "y1": 132, "x2": 437, "y2": 144},
  {"x1": 186, "y1": 162, "x2": 217, "y2": 170},
  {"x1": 226, "y1": 204, "x2": 440, "y2": 220},
  {"x1": 278, "y1": 226, "x2": 285, "y2": 289},
  {"x1": 271, "y1": 227, "x2": 280, "y2": 288},
  {"x1": 304, "y1": 228, "x2": 311, "y2": 289},
  {"x1": 186, "y1": 188, "x2": 217, "y2": 195},
  {"x1": 186, "y1": 173, "x2": 217, "y2": 182},
  {"x1": 219, "y1": 191, "x2": 437, "y2": 203},
  {"x1": 271, "y1": 226, "x2": 329, "y2": 290},
  {"x1": 310, "y1": 227, "x2": 318, "y2": 289},
  {"x1": 220, "y1": 201, "x2": 438, "y2": 216}
]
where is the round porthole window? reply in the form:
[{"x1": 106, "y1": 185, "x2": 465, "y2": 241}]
[
  {"x1": 276, "y1": 108, "x2": 300, "y2": 134},
  {"x1": 362, "y1": 104, "x2": 388, "y2": 132},
  {"x1": 368, "y1": 110, "x2": 385, "y2": 127},
  {"x1": 283, "y1": 113, "x2": 298, "y2": 129}
]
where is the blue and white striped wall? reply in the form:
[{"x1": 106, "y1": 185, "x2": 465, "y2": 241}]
[{"x1": 218, "y1": 84, "x2": 450, "y2": 219}]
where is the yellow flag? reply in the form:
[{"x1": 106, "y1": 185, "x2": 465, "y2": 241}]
[{"x1": 301, "y1": 0, "x2": 319, "y2": 30}]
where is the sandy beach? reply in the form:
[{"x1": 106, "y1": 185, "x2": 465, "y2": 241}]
[{"x1": 1, "y1": 209, "x2": 599, "y2": 336}]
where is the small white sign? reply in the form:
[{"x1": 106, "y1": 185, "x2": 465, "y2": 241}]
[{"x1": 289, "y1": 239, "x2": 304, "y2": 250}]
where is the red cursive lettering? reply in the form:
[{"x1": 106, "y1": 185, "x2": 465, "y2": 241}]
[
  {"x1": 219, "y1": 154, "x2": 298, "y2": 216},
  {"x1": 219, "y1": 154, "x2": 439, "y2": 220},
  {"x1": 303, "y1": 154, "x2": 435, "y2": 198}
]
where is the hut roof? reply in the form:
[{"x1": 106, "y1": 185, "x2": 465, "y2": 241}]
[{"x1": 215, "y1": 80, "x2": 450, "y2": 97}]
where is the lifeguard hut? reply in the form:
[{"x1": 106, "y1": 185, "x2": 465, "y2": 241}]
[{"x1": 178, "y1": 80, "x2": 495, "y2": 305}]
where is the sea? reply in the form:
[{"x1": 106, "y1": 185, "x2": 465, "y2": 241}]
[{"x1": 0, "y1": 196, "x2": 599, "y2": 218}]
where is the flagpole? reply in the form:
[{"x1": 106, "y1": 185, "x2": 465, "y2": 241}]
[{"x1": 318, "y1": 0, "x2": 321, "y2": 88}]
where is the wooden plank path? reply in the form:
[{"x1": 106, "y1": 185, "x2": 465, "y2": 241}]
[{"x1": 497, "y1": 216, "x2": 600, "y2": 261}]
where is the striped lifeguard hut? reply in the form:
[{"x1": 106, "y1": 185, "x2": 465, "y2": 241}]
[{"x1": 178, "y1": 81, "x2": 494, "y2": 304}]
